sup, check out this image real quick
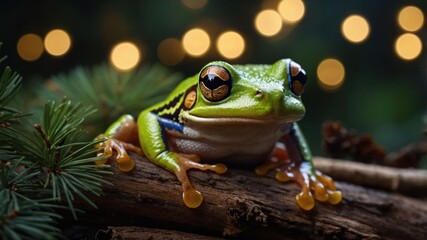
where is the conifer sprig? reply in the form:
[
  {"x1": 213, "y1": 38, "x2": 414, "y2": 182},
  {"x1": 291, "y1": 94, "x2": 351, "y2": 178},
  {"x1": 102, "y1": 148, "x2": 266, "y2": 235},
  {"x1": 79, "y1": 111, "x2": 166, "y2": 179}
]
[
  {"x1": 40, "y1": 64, "x2": 182, "y2": 131},
  {"x1": 0, "y1": 45, "x2": 110, "y2": 239},
  {"x1": 0, "y1": 159, "x2": 60, "y2": 239},
  {"x1": 2, "y1": 99, "x2": 111, "y2": 219},
  {"x1": 0, "y1": 46, "x2": 28, "y2": 126}
]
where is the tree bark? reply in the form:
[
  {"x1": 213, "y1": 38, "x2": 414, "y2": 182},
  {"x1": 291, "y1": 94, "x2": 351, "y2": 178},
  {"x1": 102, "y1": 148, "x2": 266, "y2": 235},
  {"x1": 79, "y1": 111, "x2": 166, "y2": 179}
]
[
  {"x1": 314, "y1": 157, "x2": 427, "y2": 195},
  {"x1": 78, "y1": 154, "x2": 427, "y2": 240},
  {"x1": 96, "y1": 226, "x2": 223, "y2": 240}
]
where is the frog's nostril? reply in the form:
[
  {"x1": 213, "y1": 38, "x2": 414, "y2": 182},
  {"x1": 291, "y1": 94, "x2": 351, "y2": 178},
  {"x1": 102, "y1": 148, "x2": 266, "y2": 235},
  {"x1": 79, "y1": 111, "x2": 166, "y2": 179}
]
[{"x1": 255, "y1": 89, "x2": 264, "y2": 98}]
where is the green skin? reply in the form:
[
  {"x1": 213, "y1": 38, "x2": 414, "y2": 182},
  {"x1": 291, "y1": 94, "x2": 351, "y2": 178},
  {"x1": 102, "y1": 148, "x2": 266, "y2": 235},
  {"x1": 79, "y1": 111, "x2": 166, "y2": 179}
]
[
  {"x1": 108, "y1": 59, "x2": 310, "y2": 170},
  {"x1": 102, "y1": 59, "x2": 340, "y2": 210}
]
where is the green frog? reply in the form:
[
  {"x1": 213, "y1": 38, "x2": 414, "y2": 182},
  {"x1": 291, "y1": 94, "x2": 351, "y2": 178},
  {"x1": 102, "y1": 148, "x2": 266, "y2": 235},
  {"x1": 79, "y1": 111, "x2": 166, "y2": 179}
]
[{"x1": 96, "y1": 59, "x2": 342, "y2": 210}]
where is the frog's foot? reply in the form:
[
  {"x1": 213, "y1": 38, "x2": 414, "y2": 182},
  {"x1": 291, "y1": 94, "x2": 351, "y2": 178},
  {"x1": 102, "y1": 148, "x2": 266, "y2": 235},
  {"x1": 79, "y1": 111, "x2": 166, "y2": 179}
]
[
  {"x1": 95, "y1": 134, "x2": 143, "y2": 172},
  {"x1": 255, "y1": 145, "x2": 342, "y2": 210},
  {"x1": 172, "y1": 153, "x2": 227, "y2": 208},
  {"x1": 276, "y1": 163, "x2": 342, "y2": 210}
]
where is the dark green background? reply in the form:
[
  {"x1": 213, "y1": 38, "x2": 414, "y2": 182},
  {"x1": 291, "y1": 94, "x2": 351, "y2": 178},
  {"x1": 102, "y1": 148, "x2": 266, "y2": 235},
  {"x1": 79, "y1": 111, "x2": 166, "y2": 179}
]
[{"x1": 1, "y1": 0, "x2": 426, "y2": 156}]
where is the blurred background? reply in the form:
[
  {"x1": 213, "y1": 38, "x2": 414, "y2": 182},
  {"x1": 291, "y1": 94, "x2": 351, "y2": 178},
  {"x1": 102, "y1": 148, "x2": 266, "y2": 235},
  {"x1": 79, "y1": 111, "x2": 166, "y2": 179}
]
[{"x1": 0, "y1": 0, "x2": 426, "y2": 156}]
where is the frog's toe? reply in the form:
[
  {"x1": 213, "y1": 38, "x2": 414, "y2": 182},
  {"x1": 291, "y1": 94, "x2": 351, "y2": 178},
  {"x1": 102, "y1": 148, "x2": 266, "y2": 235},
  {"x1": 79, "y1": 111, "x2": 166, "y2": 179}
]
[
  {"x1": 315, "y1": 171, "x2": 342, "y2": 204},
  {"x1": 316, "y1": 172, "x2": 337, "y2": 191},
  {"x1": 180, "y1": 155, "x2": 227, "y2": 175},
  {"x1": 275, "y1": 171, "x2": 291, "y2": 182},
  {"x1": 255, "y1": 161, "x2": 282, "y2": 176},
  {"x1": 182, "y1": 188, "x2": 204, "y2": 208},
  {"x1": 118, "y1": 158, "x2": 136, "y2": 172},
  {"x1": 314, "y1": 183, "x2": 328, "y2": 202},
  {"x1": 110, "y1": 142, "x2": 136, "y2": 172},
  {"x1": 296, "y1": 191, "x2": 315, "y2": 211},
  {"x1": 210, "y1": 163, "x2": 227, "y2": 174},
  {"x1": 327, "y1": 190, "x2": 342, "y2": 205},
  {"x1": 95, "y1": 134, "x2": 112, "y2": 164}
]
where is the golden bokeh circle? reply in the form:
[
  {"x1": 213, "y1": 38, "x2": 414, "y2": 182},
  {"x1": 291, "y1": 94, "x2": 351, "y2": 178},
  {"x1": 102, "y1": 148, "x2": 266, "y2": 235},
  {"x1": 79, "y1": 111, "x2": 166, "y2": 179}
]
[
  {"x1": 110, "y1": 42, "x2": 141, "y2": 71},
  {"x1": 317, "y1": 58, "x2": 345, "y2": 91},
  {"x1": 216, "y1": 31, "x2": 246, "y2": 59},
  {"x1": 277, "y1": 0, "x2": 305, "y2": 23},
  {"x1": 182, "y1": 28, "x2": 211, "y2": 57},
  {"x1": 44, "y1": 29, "x2": 72, "y2": 56},
  {"x1": 398, "y1": 6, "x2": 424, "y2": 32},
  {"x1": 17, "y1": 33, "x2": 44, "y2": 61},
  {"x1": 394, "y1": 33, "x2": 422, "y2": 60},
  {"x1": 341, "y1": 15, "x2": 370, "y2": 43},
  {"x1": 255, "y1": 10, "x2": 283, "y2": 37}
]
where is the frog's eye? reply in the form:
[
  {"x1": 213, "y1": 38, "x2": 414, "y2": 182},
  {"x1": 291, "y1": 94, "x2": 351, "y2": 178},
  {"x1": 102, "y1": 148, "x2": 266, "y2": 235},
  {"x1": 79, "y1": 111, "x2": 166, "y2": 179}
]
[
  {"x1": 199, "y1": 65, "x2": 232, "y2": 102},
  {"x1": 289, "y1": 61, "x2": 307, "y2": 96}
]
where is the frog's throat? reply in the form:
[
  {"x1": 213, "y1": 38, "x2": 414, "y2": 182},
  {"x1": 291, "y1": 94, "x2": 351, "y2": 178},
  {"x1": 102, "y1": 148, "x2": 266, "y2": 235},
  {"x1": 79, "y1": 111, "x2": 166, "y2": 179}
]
[{"x1": 183, "y1": 111, "x2": 293, "y2": 125}]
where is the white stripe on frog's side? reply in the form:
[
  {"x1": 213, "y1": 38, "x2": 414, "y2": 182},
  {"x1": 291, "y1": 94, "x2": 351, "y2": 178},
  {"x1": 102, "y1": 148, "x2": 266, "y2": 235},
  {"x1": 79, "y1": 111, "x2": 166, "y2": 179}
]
[{"x1": 166, "y1": 113, "x2": 292, "y2": 165}]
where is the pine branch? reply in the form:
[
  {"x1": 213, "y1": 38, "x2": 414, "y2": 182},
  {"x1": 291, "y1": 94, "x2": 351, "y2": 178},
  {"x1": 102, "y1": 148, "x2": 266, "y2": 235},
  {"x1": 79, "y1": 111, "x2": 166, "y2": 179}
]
[
  {"x1": 0, "y1": 45, "x2": 111, "y2": 239},
  {"x1": 0, "y1": 100, "x2": 111, "y2": 238},
  {"x1": 2, "y1": 99, "x2": 111, "y2": 219},
  {"x1": 0, "y1": 46, "x2": 28, "y2": 127},
  {"x1": 0, "y1": 197, "x2": 62, "y2": 240},
  {"x1": 0, "y1": 156, "x2": 61, "y2": 240},
  {"x1": 40, "y1": 64, "x2": 182, "y2": 132}
]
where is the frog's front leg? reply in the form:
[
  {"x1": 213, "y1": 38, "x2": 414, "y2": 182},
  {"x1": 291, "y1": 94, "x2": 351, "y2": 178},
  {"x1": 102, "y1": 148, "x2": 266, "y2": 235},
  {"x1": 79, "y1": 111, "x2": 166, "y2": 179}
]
[
  {"x1": 138, "y1": 111, "x2": 227, "y2": 208},
  {"x1": 95, "y1": 114, "x2": 141, "y2": 172},
  {"x1": 256, "y1": 123, "x2": 342, "y2": 210}
]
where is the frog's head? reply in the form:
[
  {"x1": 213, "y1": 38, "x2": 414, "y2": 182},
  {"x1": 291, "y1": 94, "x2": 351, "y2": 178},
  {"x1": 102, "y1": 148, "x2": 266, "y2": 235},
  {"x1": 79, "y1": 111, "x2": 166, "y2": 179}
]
[{"x1": 185, "y1": 59, "x2": 307, "y2": 124}]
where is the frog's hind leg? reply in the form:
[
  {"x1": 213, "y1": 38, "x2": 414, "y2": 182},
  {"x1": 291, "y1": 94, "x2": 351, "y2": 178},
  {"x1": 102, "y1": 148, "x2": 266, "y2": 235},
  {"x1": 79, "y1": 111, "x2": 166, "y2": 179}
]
[{"x1": 156, "y1": 152, "x2": 227, "y2": 208}]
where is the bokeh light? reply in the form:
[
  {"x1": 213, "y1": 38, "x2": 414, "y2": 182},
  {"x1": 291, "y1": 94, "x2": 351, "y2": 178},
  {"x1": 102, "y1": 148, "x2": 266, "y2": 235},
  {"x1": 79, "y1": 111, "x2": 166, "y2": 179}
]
[
  {"x1": 110, "y1": 42, "x2": 141, "y2": 71},
  {"x1": 341, "y1": 15, "x2": 370, "y2": 43},
  {"x1": 254, "y1": 10, "x2": 283, "y2": 37},
  {"x1": 397, "y1": 6, "x2": 424, "y2": 32},
  {"x1": 394, "y1": 33, "x2": 422, "y2": 61},
  {"x1": 157, "y1": 38, "x2": 185, "y2": 66},
  {"x1": 277, "y1": 0, "x2": 305, "y2": 23},
  {"x1": 182, "y1": 28, "x2": 211, "y2": 57},
  {"x1": 182, "y1": 0, "x2": 208, "y2": 9},
  {"x1": 317, "y1": 58, "x2": 345, "y2": 91},
  {"x1": 17, "y1": 33, "x2": 44, "y2": 61},
  {"x1": 44, "y1": 29, "x2": 71, "y2": 56},
  {"x1": 216, "y1": 31, "x2": 245, "y2": 59}
]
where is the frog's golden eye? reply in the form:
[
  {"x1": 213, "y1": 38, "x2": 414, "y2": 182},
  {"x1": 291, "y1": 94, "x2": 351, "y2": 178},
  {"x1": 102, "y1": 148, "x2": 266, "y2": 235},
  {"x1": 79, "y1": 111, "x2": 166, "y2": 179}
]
[
  {"x1": 199, "y1": 65, "x2": 232, "y2": 102},
  {"x1": 289, "y1": 61, "x2": 307, "y2": 96}
]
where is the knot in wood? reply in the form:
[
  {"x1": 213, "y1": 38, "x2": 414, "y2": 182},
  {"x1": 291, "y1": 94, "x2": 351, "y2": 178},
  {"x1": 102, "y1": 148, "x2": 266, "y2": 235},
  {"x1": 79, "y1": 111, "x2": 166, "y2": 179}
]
[{"x1": 226, "y1": 197, "x2": 268, "y2": 226}]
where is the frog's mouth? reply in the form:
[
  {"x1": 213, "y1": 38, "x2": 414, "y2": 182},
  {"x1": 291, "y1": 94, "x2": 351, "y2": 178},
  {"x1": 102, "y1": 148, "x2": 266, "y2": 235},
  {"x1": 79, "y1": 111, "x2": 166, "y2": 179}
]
[{"x1": 183, "y1": 112, "x2": 295, "y2": 125}]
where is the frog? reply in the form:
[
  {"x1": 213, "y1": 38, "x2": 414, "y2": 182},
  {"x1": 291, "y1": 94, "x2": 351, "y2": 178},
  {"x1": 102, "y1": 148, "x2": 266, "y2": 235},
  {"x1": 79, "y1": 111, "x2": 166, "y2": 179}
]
[{"x1": 95, "y1": 59, "x2": 342, "y2": 211}]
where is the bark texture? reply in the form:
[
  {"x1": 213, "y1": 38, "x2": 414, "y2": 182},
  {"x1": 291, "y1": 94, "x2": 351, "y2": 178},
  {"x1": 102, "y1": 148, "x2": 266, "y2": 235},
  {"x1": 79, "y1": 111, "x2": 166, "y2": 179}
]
[
  {"x1": 79, "y1": 154, "x2": 427, "y2": 240},
  {"x1": 314, "y1": 157, "x2": 427, "y2": 195},
  {"x1": 96, "y1": 226, "x2": 223, "y2": 240}
]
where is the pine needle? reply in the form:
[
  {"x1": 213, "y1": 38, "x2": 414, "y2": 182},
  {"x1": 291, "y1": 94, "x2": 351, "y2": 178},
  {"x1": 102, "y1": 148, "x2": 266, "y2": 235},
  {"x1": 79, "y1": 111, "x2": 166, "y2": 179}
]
[{"x1": 39, "y1": 63, "x2": 182, "y2": 132}]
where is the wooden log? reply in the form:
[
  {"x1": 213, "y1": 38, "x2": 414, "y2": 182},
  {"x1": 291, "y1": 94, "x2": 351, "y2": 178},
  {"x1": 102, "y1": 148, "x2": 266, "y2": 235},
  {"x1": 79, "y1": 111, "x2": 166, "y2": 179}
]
[
  {"x1": 78, "y1": 154, "x2": 427, "y2": 239},
  {"x1": 314, "y1": 157, "x2": 427, "y2": 195},
  {"x1": 96, "y1": 226, "x2": 224, "y2": 240}
]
